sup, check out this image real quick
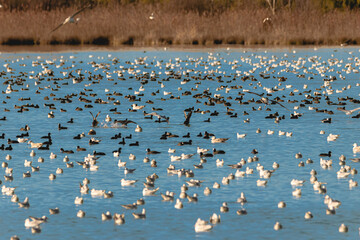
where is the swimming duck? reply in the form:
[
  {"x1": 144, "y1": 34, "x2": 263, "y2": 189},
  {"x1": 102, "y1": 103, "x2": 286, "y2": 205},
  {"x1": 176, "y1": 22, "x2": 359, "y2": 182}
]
[
  {"x1": 102, "y1": 211, "x2": 112, "y2": 221},
  {"x1": 339, "y1": 223, "x2": 348, "y2": 233},
  {"x1": 220, "y1": 202, "x2": 229, "y2": 212},
  {"x1": 274, "y1": 222, "x2": 282, "y2": 230},
  {"x1": 18, "y1": 197, "x2": 30, "y2": 208},
  {"x1": 77, "y1": 210, "x2": 86, "y2": 218},
  {"x1": 74, "y1": 196, "x2": 83, "y2": 205},
  {"x1": 174, "y1": 199, "x2": 183, "y2": 209},
  {"x1": 209, "y1": 213, "x2": 220, "y2": 224},
  {"x1": 113, "y1": 213, "x2": 125, "y2": 225},
  {"x1": 132, "y1": 208, "x2": 146, "y2": 219},
  {"x1": 304, "y1": 211, "x2": 313, "y2": 219}
]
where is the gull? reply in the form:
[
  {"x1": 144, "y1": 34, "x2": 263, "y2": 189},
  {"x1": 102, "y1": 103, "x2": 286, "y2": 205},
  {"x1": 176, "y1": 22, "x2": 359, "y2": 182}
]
[
  {"x1": 194, "y1": 218, "x2": 212, "y2": 232},
  {"x1": 337, "y1": 107, "x2": 360, "y2": 115},
  {"x1": 50, "y1": 5, "x2": 90, "y2": 33}
]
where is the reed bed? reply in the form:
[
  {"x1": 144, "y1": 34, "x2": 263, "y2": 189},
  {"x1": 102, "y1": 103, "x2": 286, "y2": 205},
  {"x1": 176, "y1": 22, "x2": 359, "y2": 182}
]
[{"x1": 1, "y1": 4, "x2": 360, "y2": 47}]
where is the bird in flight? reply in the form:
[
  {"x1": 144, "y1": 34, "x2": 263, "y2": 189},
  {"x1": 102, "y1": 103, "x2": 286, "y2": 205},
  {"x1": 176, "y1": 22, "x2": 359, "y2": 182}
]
[
  {"x1": 337, "y1": 107, "x2": 360, "y2": 115},
  {"x1": 247, "y1": 91, "x2": 290, "y2": 111},
  {"x1": 50, "y1": 5, "x2": 91, "y2": 33}
]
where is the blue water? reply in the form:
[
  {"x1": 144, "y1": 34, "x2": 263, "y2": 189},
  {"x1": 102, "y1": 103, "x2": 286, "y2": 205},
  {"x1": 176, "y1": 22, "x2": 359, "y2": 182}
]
[{"x1": 0, "y1": 47, "x2": 360, "y2": 239}]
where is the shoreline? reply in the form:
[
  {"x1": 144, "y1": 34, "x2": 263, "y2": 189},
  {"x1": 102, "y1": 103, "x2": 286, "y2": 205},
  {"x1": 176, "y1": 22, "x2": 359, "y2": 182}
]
[{"x1": 0, "y1": 44, "x2": 355, "y2": 54}]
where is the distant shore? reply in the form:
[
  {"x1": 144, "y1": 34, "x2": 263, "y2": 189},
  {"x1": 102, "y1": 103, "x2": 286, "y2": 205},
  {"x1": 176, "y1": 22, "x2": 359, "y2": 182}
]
[{"x1": 1, "y1": 3, "x2": 360, "y2": 49}]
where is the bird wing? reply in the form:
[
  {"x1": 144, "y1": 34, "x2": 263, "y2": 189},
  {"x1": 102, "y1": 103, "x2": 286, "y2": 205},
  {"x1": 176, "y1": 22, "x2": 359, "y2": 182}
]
[
  {"x1": 50, "y1": 22, "x2": 65, "y2": 33},
  {"x1": 90, "y1": 111, "x2": 95, "y2": 120},
  {"x1": 71, "y1": 5, "x2": 90, "y2": 18},
  {"x1": 247, "y1": 91, "x2": 264, "y2": 97},
  {"x1": 272, "y1": 100, "x2": 291, "y2": 111},
  {"x1": 350, "y1": 107, "x2": 360, "y2": 113},
  {"x1": 337, "y1": 107, "x2": 348, "y2": 113}
]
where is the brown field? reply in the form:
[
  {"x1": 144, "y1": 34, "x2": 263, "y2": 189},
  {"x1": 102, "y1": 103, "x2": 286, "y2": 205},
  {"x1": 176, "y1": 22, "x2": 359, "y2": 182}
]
[{"x1": 1, "y1": 3, "x2": 360, "y2": 48}]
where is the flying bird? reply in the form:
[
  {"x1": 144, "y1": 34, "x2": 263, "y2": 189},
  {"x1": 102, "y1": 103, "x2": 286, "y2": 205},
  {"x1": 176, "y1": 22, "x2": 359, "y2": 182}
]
[
  {"x1": 50, "y1": 5, "x2": 90, "y2": 33},
  {"x1": 337, "y1": 107, "x2": 360, "y2": 115},
  {"x1": 247, "y1": 91, "x2": 290, "y2": 111},
  {"x1": 90, "y1": 111, "x2": 101, "y2": 127}
]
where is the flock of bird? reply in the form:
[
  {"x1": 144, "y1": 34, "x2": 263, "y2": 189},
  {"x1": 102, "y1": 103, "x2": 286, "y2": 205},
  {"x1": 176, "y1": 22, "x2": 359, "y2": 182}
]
[{"x1": 1, "y1": 48, "x2": 360, "y2": 239}]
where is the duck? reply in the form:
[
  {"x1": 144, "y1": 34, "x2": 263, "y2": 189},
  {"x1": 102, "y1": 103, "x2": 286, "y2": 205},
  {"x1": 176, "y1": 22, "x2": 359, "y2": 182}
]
[
  {"x1": 304, "y1": 211, "x2": 313, "y2": 219},
  {"x1": 77, "y1": 210, "x2": 86, "y2": 218},
  {"x1": 274, "y1": 222, "x2": 282, "y2": 230},
  {"x1": 209, "y1": 213, "x2": 220, "y2": 224},
  {"x1": 74, "y1": 196, "x2": 83, "y2": 205},
  {"x1": 18, "y1": 197, "x2": 30, "y2": 208},
  {"x1": 353, "y1": 143, "x2": 360, "y2": 154},
  {"x1": 174, "y1": 199, "x2": 183, "y2": 209},
  {"x1": 220, "y1": 202, "x2": 229, "y2": 212},
  {"x1": 187, "y1": 193, "x2": 198, "y2": 202},
  {"x1": 211, "y1": 136, "x2": 229, "y2": 143},
  {"x1": 146, "y1": 148, "x2": 161, "y2": 154},
  {"x1": 113, "y1": 213, "x2": 125, "y2": 225},
  {"x1": 121, "y1": 203, "x2": 137, "y2": 210},
  {"x1": 102, "y1": 211, "x2": 112, "y2": 221},
  {"x1": 132, "y1": 208, "x2": 146, "y2": 219}
]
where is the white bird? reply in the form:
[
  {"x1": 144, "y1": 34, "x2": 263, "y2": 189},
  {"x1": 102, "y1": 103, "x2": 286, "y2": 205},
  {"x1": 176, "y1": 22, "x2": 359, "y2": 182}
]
[
  {"x1": 91, "y1": 189, "x2": 105, "y2": 197},
  {"x1": 337, "y1": 107, "x2": 360, "y2": 115},
  {"x1": 237, "y1": 133, "x2": 247, "y2": 139},
  {"x1": 174, "y1": 199, "x2": 183, "y2": 209},
  {"x1": 142, "y1": 187, "x2": 159, "y2": 196},
  {"x1": 105, "y1": 115, "x2": 112, "y2": 122},
  {"x1": 50, "y1": 5, "x2": 90, "y2": 33},
  {"x1": 117, "y1": 159, "x2": 127, "y2": 167},
  {"x1": 197, "y1": 147, "x2": 209, "y2": 154},
  {"x1": 211, "y1": 136, "x2": 229, "y2": 143},
  {"x1": 290, "y1": 179, "x2": 305, "y2": 186},
  {"x1": 121, "y1": 179, "x2": 137, "y2": 186},
  {"x1": 194, "y1": 218, "x2": 212, "y2": 232},
  {"x1": 209, "y1": 213, "x2": 221, "y2": 224},
  {"x1": 168, "y1": 148, "x2": 176, "y2": 153},
  {"x1": 353, "y1": 143, "x2": 360, "y2": 154}
]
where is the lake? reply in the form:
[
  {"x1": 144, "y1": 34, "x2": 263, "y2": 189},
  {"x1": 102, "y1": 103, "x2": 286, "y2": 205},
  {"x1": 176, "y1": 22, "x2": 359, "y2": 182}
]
[{"x1": 0, "y1": 47, "x2": 359, "y2": 239}]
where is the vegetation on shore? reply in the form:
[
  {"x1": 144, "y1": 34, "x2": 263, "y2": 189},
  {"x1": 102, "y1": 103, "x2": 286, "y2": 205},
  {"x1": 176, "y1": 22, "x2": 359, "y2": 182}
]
[{"x1": 1, "y1": 0, "x2": 360, "y2": 47}]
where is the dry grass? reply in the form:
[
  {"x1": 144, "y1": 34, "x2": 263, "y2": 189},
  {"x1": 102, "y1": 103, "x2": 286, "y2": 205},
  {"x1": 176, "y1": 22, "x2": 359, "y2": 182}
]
[{"x1": 1, "y1": 5, "x2": 360, "y2": 47}]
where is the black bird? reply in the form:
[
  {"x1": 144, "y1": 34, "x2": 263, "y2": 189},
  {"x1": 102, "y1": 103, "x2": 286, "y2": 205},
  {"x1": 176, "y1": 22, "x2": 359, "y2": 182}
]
[
  {"x1": 41, "y1": 133, "x2": 51, "y2": 139},
  {"x1": 129, "y1": 141, "x2": 139, "y2": 146},
  {"x1": 213, "y1": 148, "x2": 225, "y2": 154},
  {"x1": 60, "y1": 148, "x2": 74, "y2": 154},
  {"x1": 118, "y1": 138, "x2": 126, "y2": 145},
  {"x1": 58, "y1": 124, "x2": 67, "y2": 130},
  {"x1": 183, "y1": 111, "x2": 192, "y2": 125},
  {"x1": 146, "y1": 148, "x2": 161, "y2": 154},
  {"x1": 76, "y1": 146, "x2": 86, "y2": 151},
  {"x1": 319, "y1": 151, "x2": 331, "y2": 157}
]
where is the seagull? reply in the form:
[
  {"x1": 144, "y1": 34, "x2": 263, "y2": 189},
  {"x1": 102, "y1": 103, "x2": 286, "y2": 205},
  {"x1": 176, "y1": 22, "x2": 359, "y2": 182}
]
[
  {"x1": 337, "y1": 107, "x2": 360, "y2": 115},
  {"x1": 50, "y1": 5, "x2": 91, "y2": 33}
]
